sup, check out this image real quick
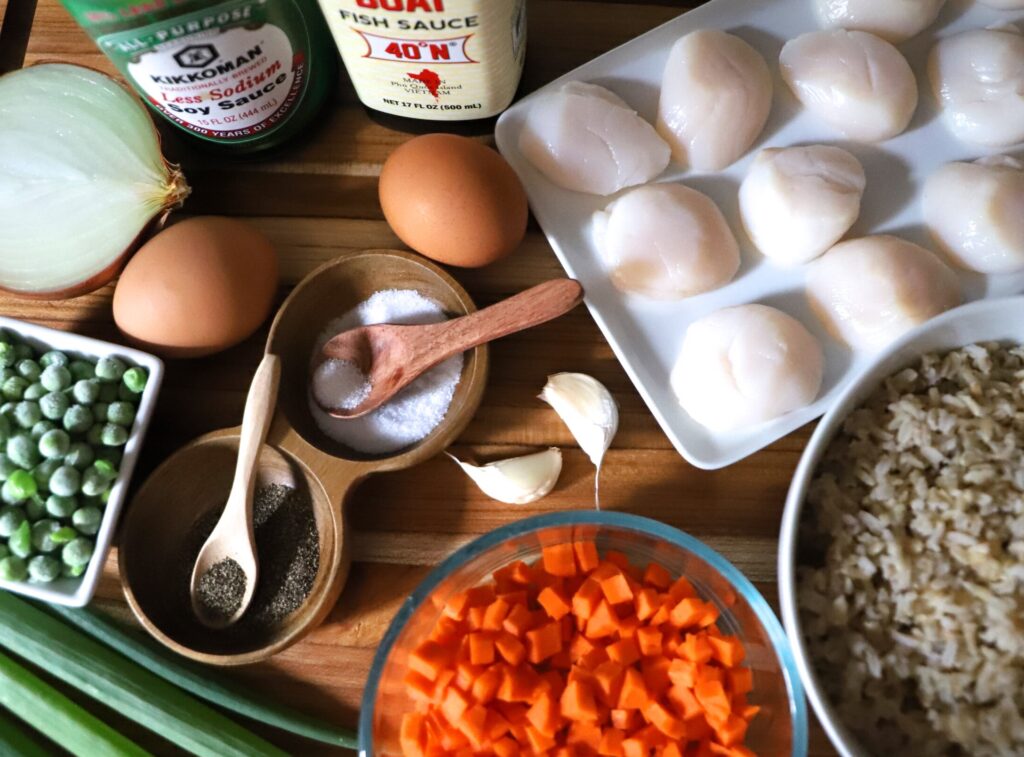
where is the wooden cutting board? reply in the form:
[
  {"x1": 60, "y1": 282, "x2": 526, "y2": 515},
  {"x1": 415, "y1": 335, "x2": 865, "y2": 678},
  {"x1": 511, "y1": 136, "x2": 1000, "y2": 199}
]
[{"x1": 0, "y1": 0, "x2": 836, "y2": 753}]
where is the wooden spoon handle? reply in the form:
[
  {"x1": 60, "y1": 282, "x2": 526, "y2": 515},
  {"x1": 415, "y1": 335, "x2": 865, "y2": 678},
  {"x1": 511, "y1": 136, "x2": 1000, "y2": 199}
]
[
  {"x1": 422, "y1": 279, "x2": 584, "y2": 363},
  {"x1": 227, "y1": 353, "x2": 281, "y2": 516}
]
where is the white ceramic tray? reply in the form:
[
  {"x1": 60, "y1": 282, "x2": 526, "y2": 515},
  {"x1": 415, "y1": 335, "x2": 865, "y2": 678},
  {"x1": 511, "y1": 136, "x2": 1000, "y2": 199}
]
[
  {"x1": 0, "y1": 318, "x2": 163, "y2": 606},
  {"x1": 495, "y1": 0, "x2": 1024, "y2": 469}
]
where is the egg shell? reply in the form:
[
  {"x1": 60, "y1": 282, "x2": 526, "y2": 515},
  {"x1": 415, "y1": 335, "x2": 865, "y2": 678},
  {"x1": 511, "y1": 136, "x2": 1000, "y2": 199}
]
[
  {"x1": 112, "y1": 217, "x2": 279, "y2": 358},
  {"x1": 379, "y1": 134, "x2": 529, "y2": 268}
]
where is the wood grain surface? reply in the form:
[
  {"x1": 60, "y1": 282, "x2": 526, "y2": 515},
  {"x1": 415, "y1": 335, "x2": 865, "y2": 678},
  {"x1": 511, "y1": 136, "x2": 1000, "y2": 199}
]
[{"x1": 0, "y1": 1, "x2": 836, "y2": 754}]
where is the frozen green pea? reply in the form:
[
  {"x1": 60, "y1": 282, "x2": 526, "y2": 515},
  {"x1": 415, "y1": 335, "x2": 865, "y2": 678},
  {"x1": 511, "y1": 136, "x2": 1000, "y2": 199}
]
[
  {"x1": 81, "y1": 466, "x2": 109, "y2": 497},
  {"x1": 6, "y1": 435, "x2": 39, "y2": 469},
  {"x1": 15, "y1": 360, "x2": 40, "y2": 382},
  {"x1": 50, "y1": 526, "x2": 77, "y2": 545},
  {"x1": 92, "y1": 459, "x2": 117, "y2": 479},
  {"x1": 0, "y1": 455, "x2": 15, "y2": 482},
  {"x1": 62, "y1": 537, "x2": 93, "y2": 567},
  {"x1": 8, "y1": 520, "x2": 31, "y2": 558},
  {"x1": 1, "y1": 376, "x2": 28, "y2": 400},
  {"x1": 38, "y1": 428, "x2": 70, "y2": 459},
  {"x1": 45, "y1": 494, "x2": 77, "y2": 519},
  {"x1": 32, "y1": 458, "x2": 60, "y2": 491},
  {"x1": 39, "y1": 391, "x2": 69, "y2": 421},
  {"x1": 2, "y1": 470, "x2": 36, "y2": 503},
  {"x1": 62, "y1": 562, "x2": 85, "y2": 578},
  {"x1": 31, "y1": 519, "x2": 60, "y2": 553},
  {"x1": 22, "y1": 382, "x2": 45, "y2": 401},
  {"x1": 0, "y1": 369, "x2": 13, "y2": 386},
  {"x1": 0, "y1": 343, "x2": 16, "y2": 368},
  {"x1": 64, "y1": 442, "x2": 94, "y2": 470},
  {"x1": 122, "y1": 367, "x2": 147, "y2": 394},
  {"x1": 49, "y1": 466, "x2": 80, "y2": 497},
  {"x1": 100, "y1": 424, "x2": 128, "y2": 447},
  {"x1": 24, "y1": 497, "x2": 44, "y2": 521},
  {"x1": 62, "y1": 406, "x2": 93, "y2": 434},
  {"x1": 71, "y1": 507, "x2": 101, "y2": 537},
  {"x1": 0, "y1": 402, "x2": 14, "y2": 419},
  {"x1": 0, "y1": 544, "x2": 7, "y2": 561},
  {"x1": 85, "y1": 425, "x2": 103, "y2": 446},
  {"x1": 40, "y1": 365, "x2": 71, "y2": 392},
  {"x1": 106, "y1": 402, "x2": 135, "y2": 427},
  {"x1": 0, "y1": 415, "x2": 10, "y2": 445},
  {"x1": 0, "y1": 556, "x2": 27, "y2": 581},
  {"x1": 39, "y1": 351, "x2": 67, "y2": 368},
  {"x1": 28, "y1": 555, "x2": 60, "y2": 582},
  {"x1": 30, "y1": 420, "x2": 55, "y2": 440},
  {"x1": 0, "y1": 507, "x2": 25, "y2": 538},
  {"x1": 98, "y1": 383, "x2": 118, "y2": 403},
  {"x1": 14, "y1": 402, "x2": 41, "y2": 430},
  {"x1": 95, "y1": 357, "x2": 126, "y2": 382},
  {"x1": 72, "y1": 379, "x2": 100, "y2": 405},
  {"x1": 69, "y1": 360, "x2": 95, "y2": 382}
]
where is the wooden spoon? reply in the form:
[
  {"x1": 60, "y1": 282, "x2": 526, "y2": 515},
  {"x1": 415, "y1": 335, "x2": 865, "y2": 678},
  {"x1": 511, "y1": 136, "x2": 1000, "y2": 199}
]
[
  {"x1": 190, "y1": 352, "x2": 280, "y2": 629},
  {"x1": 313, "y1": 278, "x2": 584, "y2": 419}
]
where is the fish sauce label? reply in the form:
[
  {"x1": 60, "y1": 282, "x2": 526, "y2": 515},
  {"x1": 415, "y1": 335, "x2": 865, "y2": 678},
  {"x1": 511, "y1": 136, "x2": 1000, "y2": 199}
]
[
  {"x1": 318, "y1": 0, "x2": 526, "y2": 120},
  {"x1": 96, "y1": 0, "x2": 312, "y2": 142}
]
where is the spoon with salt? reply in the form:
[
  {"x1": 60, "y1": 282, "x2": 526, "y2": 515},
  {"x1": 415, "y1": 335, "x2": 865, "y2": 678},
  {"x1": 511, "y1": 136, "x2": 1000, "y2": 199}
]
[
  {"x1": 190, "y1": 352, "x2": 280, "y2": 629},
  {"x1": 313, "y1": 278, "x2": 584, "y2": 419}
]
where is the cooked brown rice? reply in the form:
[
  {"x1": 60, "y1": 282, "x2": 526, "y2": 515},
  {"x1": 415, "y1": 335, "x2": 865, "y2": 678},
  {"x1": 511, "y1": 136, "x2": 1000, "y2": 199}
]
[{"x1": 798, "y1": 342, "x2": 1024, "y2": 756}]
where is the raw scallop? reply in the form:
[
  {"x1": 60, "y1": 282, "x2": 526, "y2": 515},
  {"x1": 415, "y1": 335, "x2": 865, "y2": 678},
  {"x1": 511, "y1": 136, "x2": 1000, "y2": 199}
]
[
  {"x1": 592, "y1": 183, "x2": 740, "y2": 300},
  {"x1": 780, "y1": 29, "x2": 918, "y2": 142},
  {"x1": 656, "y1": 30, "x2": 773, "y2": 171},
  {"x1": 739, "y1": 145, "x2": 866, "y2": 266},
  {"x1": 923, "y1": 156, "x2": 1024, "y2": 273},
  {"x1": 517, "y1": 81, "x2": 671, "y2": 195},
  {"x1": 928, "y1": 25, "x2": 1024, "y2": 148},
  {"x1": 806, "y1": 235, "x2": 961, "y2": 351},
  {"x1": 813, "y1": 0, "x2": 946, "y2": 43},
  {"x1": 671, "y1": 304, "x2": 824, "y2": 433}
]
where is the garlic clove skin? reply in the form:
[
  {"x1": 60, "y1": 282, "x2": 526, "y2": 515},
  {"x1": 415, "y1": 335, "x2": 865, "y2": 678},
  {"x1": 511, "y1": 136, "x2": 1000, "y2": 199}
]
[
  {"x1": 448, "y1": 448, "x2": 562, "y2": 505},
  {"x1": 539, "y1": 373, "x2": 619, "y2": 469}
]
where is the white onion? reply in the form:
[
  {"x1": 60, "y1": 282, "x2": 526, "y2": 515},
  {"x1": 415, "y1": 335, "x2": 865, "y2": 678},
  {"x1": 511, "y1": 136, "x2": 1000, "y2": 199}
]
[{"x1": 0, "y1": 63, "x2": 188, "y2": 298}]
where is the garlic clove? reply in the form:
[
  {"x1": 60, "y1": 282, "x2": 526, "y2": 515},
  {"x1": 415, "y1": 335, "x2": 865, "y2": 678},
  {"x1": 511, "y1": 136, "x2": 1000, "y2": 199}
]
[
  {"x1": 539, "y1": 373, "x2": 619, "y2": 468},
  {"x1": 448, "y1": 448, "x2": 562, "y2": 505}
]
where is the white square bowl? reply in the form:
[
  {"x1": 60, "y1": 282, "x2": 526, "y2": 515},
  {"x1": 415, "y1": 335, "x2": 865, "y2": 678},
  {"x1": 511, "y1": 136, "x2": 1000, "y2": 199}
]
[{"x1": 0, "y1": 317, "x2": 163, "y2": 607}]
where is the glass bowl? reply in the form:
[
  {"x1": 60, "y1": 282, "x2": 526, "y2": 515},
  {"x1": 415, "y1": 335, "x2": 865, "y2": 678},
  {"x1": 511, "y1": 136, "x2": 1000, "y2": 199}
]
[{"x1": 360, "y1": 511, "x2": 808, "y2": 756}]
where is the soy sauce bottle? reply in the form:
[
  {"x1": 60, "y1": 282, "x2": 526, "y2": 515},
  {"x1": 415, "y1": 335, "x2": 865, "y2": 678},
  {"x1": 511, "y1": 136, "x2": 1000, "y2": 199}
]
[{"x1": 60, "y1": 0, "x2": 336, "y2": 153}]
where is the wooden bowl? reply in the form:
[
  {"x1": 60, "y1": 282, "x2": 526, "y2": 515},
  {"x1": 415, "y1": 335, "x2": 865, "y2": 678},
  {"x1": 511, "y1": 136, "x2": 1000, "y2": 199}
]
[{"x1": 119, "y1": 249, "x2": 488, "y2": 664}]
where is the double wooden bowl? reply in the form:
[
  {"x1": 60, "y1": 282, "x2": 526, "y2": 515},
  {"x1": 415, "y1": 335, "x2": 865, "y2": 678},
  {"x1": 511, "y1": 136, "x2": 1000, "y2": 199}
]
[{"x1": 118, "y1": 250, "x2": 488, "y2": 665}]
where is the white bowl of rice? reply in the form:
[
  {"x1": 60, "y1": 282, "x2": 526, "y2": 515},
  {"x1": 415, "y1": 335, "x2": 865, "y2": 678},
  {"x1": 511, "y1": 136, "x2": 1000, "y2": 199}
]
[{"x1": 779, "y1": 296, "x2": 1024, "y2": 757}]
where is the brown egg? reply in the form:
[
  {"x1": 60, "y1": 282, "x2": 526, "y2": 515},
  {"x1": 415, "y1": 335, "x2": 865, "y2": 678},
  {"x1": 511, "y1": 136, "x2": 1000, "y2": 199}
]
[
  {"x1": 379, "y1": 134, "x2": 529, "y2": 268},
  {"x1": 113, "y1": 217, "x2": 278, "y2": 358}
]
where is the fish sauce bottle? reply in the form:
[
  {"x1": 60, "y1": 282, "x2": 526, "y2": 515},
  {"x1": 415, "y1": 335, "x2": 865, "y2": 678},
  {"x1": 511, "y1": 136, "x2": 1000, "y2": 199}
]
[
  {"x1": 59, "y1": 0, "x2": 336, "y2": 153},
  {"x1": 316, "y1": 0, "x2": 526, "y2": 132}
]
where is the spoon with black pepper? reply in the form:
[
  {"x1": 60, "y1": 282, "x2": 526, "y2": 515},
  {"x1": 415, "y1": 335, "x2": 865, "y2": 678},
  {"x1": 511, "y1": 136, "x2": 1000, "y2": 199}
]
[{"x1": 190, "y1": 352, "x2": 280, "y2": 629}]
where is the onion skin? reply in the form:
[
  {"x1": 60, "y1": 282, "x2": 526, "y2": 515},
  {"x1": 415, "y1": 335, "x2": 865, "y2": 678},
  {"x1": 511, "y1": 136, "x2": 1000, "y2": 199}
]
[{"x1": 0, "y1": 63, "x2": 190, "y2": 300}]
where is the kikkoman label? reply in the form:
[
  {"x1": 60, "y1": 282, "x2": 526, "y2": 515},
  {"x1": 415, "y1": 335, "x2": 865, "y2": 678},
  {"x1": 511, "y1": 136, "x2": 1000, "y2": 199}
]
[
  {"x1": 317, "y1": 0, "x2": 526, "y2": 121},
  {"x1": 96, "y1": 0, "x2": 312, "y2": 142}
]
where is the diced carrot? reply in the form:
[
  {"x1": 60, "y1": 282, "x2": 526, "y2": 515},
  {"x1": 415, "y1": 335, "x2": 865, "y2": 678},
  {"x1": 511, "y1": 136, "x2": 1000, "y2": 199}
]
[
  {"x1": 458, "y1": 704, "x2": 489, "y2": 748},
  {"x1": 468, "y1": 633, "x2": 495, "y2": 666},
  {"x1": 651, "y1": 597, "x2": 672, "y2": 626},
  {"x1": 444, "y1": 591, "x2": 471, "y2": 621},
  {"x1": 727, "y1": 667, "x2": 753, "y2": 696},
  {"x1": 483, "y1": 598, "x2": 512, "y2": 631},
  {"x1": 668, "y1": 659, "x2": 698, "y2": 689},
  {"x1": 538, "y1": 585, "x2": 573, "y2": 620},
  {"x1": 684, "y1": 714, "x2": 714, "y2": 742},
  {"x1": 572, "y1": 580, "x2": 605, "y2": 620},
  {"x1": 592, "y1": 660, "x2": 625, "y2": 706},
  {"x1": 549, "y1": 649, "x2": 572, "y2": 670},
  {"x1": 498, "y1": 665, "x2": 541, "y2": 703},
  {"x1": 543, "y1": 543, "x2": 577, "y2": 577},
  {"x1": 526, "y1": 691, "x2": 562, "y2": 737},
  {"x1": 586, "y1": 601, "x2": 620, "y2": 639},
  {"x1": 495, "y1": 631, "x2": 527, "y2": 666},
  {"x1": 637, "y1": 627, "x2": 663, "y2": 657},
  {"x1": 643, "y1": 562, "x2": 672, "y2": 590},
  {"x1": 643, "y1": 700, "x2": 686, "y2": 740},
  {"x1": 472, "y1": 666, "x2": 502, "y2": 703},
  {"x1": 668, "y1": 684, "x2": 703, "y2": 721},
  {"x1": 600, "y1": 573, "x2": 634, "y2": 605},
  {"x1": 492, "y1": 736, "x2": 519, "y2": 757},
  {"x1": 579, "y1": 644, "x2": 609, "y2": 671},
  {"x1": 635, "y1": 589, "x2": 661, "y2": 622},
  {"x1": 409, "y1": 641, "x2": 454, "y2": 682},
  {"x1": 616, "y1": 616, "x2": 642, "y2": 643},
  {"x1": 662, "y1": 742, "x2": 683, "y2": 757},
  {"x1": 694, "y1": 680, "x2": 731, "y2": 728},
  {"x1": 714, "y1": 713, "x2": 749, "y2": 747},
  {"x1": 455, "y1": 661, "x2": 484, "y2": 691},
  {"x1": 467, "y1": 605, "x2": 487, "y2": 631},
  {"x1": 401, "y1": 712, "x2": 427, "y2": 757},
  {"x1": 698, "y1": 603, "x2": 720, "y2": 628},
  {"x1": 405, "y1": 669, "x2": 436, "y2": 703},
  {"x1": 668, "y1": 577, "x2": 696, "y2": 601},
  {"x1": 670, "y1": 598, "x2": 707, "y2": 629},
  {"x1": 606, "y1": 637, "x2": 640, "y2": 667},
  {"x1": 524, "y1": 724, "x2": 557, "y2": 753},
  {"x1": 617, "y1": 667, "x2": 648, "y2": 710},
  {"x1": 503, "y1": 603, "x2": 534, "y2": 637},
  {"x1": 567, "y1": 719, "x2": 603, "y2": 750},
  {"x1": 621, "y1": 737, "x2": 646, "y2": 757},
  {"x1": 642, "y1": 657, "x2": 673, "y2": 698},
  {"x1": 526, "y1": 621, "x2": 563, "y2": 664},
  {"x1": 598, "y1": 727, "x2": 625, "y2": 757},
  {"x1": 707, "y1": 636, "x2": 745, "y2": 668},
  {"x1": 561, "y1": 678, "x2": 600, "y2": 722},
  {"x1": 679, "y1": 633, "x2": 713, "y2": 664},
  {"x1": 610, "y1": 708, "x2": 641, "y2": 731},
  {"x1": 441, "y1": 686, "x2": 471, "y2": 726},
  {"x1": 499, "y1": 589, "x2": 529, "y2": 607},
  {"x1": 541, "y1": 669, "x2": 567, "y2": 698},
  {"x1": 696, "y1": 665, "x2": 724, "y2": 686},
  {"x1": 432, "y1": 668, "x2": 455, "y2": 703},
  {"x1": 466, "y1": 585, "x2": 497, "y2": 607},
  {"x1": 574, "y1": 541, "x2": 600, "y2": 572},
  {"x1": 429, "y1": 615, "x2": 462, "y2": 644}
]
